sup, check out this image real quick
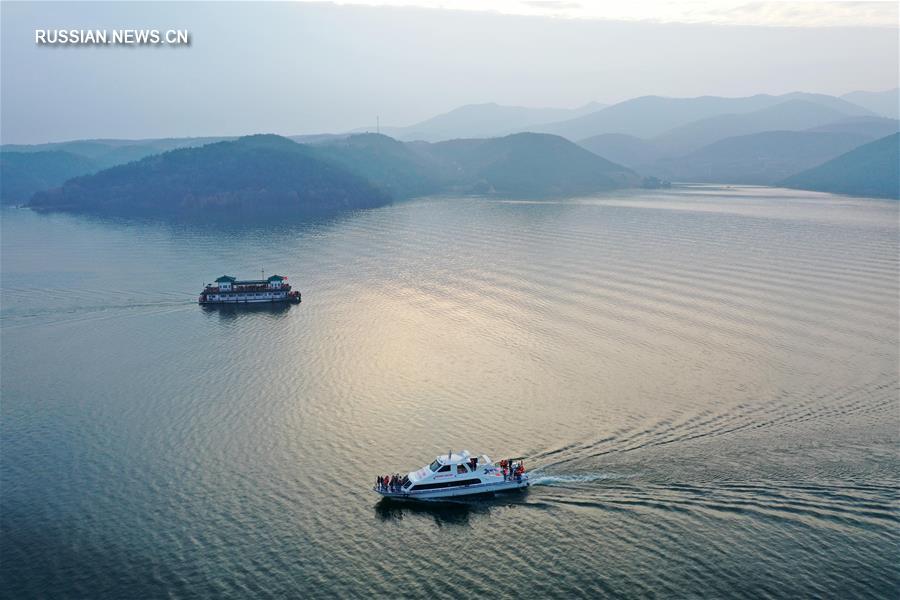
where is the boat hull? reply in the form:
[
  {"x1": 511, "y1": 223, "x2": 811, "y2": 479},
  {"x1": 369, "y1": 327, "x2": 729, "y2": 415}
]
[
  {"x1": 375, "y1": 476, "x2": 529, "y2": 501},
  {"x1": 198, "y1": 296, "x2": 300, "y2": 304}
]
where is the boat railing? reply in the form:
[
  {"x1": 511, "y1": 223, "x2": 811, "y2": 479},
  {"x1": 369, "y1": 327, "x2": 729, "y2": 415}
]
[{"x1": 203, "y1": 284, "x2": 291, "y2": 293}]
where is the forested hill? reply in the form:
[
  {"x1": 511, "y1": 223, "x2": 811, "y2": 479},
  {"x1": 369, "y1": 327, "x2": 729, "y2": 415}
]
[
  {"x1": 780, "y1": 133, "x2": 899, "y2": 199},
  {"x1": 29, "y1": 135, "x2": 390, "y2": 216},
  {"x1": 1, "y1": 151, "x2": 99, "y2": 205},
  {"x1": 420, "y1": 132, "x2": 638, "y2": 196},
  {"x1": 28, "y1": 133, "x2": 638, "y2": 216}
]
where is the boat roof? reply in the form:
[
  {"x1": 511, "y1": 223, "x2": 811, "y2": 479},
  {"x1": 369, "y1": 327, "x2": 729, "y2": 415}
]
[
  {"x1": 213, "y1": 275, "x2": 285, "y2": 284},
  {"x1": 436, "y1": 450, "x2": 472, "y2": 465}
]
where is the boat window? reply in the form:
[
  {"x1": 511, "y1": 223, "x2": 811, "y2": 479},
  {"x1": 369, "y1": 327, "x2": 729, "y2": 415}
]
[
  {"x1": 410, "y1": 479, "x2": 481, "y2": 492},
  {"x1": 429, "y1": 460, "x2": 441, "y2": 472},
  {"x1": 438, "y1": 465, "x2": 451, "y2": 473},
  {"x1": 457, "y1": 464, "x2": 468, "y2": 474},
  {"x1": 401, "y1": 476, "x2": 411, "y2": 488}
]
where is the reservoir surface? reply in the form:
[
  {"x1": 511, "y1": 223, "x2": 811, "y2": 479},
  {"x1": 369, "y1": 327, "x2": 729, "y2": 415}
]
[{"x1": 2, "y1": 186, "x2": 898, "y2": 598}]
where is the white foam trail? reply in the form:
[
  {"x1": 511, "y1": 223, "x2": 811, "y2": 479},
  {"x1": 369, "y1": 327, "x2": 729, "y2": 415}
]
[{"x1": 529, "y1": 472, "x2": 635, "y2": 486}]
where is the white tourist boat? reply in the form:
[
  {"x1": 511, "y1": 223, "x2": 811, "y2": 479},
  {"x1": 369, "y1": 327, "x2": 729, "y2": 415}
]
[{"x1": 374, "y1": 451, "x2": 529, "y2": 500}]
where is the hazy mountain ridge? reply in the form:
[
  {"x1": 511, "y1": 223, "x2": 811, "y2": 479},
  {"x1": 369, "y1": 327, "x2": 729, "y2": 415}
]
[
  {"x1": 649, "y1": 130, "x2": 875, "y2": 185},
  {"x1": 578, "y1": 108, "x2": 898, "y2": 171},
  {"x1": 841, "y1": 88, "x2": 899, "y2": 119},
  {"x1": 309, "y1": 132, "x2": 636, "y2": 197},
  {"x1": 533, "y1": 92, "x2": 873, "y2": 140},
  {"x1": 29, "y1": 135, "x2": 390, "y2": 216},
  {"x1": 572, "y1": 95, "x2": 897, "y2": 187},
  {"x1": 576, "y1": 134, "x2": 663, "y2": 170},
  {"x1": 650, "y1": 100, "x2": 856, "y2": 155},
  {"x1": 0, "y1": 151, "x2": 100, "y2": 205},
  {"x1": 2, "y1": 137, "x2": 233, "y2": 169},
  {"x1": 806, "y1": 116, "x2": 900, "y2": 137},
  {"x1": 27, "y1": 132, "x2": 637, "y2": 216},
  {"x1": 421, "y1": 132, "x2": 638, "y2": 195},
  {"x1": 780, "y1": 133, "x2": 899, "y2": 199},
  {"x1": 310, "y1": 133, "x2": 446, "y2": 199},
  {"x1": 13, "y1": 89, "x2": 898, "y2": 210},
  {"x1": 370, "y1": 102, "x2": 607, "y2": 142},
  {"x1": 1, "y1": 137, "x2": 235, "y2": 205}
]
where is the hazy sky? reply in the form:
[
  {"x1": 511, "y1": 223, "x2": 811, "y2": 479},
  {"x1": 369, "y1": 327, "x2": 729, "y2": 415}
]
[{"x1": 1, "y1": 1, "x2": 897, "y2": 144}]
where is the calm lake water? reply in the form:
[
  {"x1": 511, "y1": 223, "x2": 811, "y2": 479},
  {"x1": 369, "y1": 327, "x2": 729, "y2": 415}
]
[{"x1": 2, "y1": 186, "x2": 898, "y2": 599}]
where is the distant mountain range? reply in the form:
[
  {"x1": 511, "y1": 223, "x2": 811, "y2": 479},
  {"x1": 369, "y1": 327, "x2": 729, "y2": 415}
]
[
  {"x1": 367, "y1": 90, "x2": 896, "y2": 193},
  {"x1": 650, "y1": 130, "x2": 875, "y2": 185},
  {"x1": 26, "y1": 132, "x2": 636, "y2": 216},
  {"x1": 531, "y1": 92, "x2": 874, "y2": 141},
  {"x1": 841, "y1": 88, "x2": 899, "y2": 120},
  {"x1": 371, "y1": 102, "x2": 607, "y2": 142},
  {"x1": 807, "y1": 116, "x2": 900, "y2": 137},
  {"x1": 781, "y1": 133, "x2": 899, "y2": 199},
  {"x1": 650, "y1": 99, "x2": 858, "y2": 155},
  {"x1": 7, "y1": 88, "x2": 898, "y2": 215},
  {"x1": 570, "y1": 93, "x2": 898, "y2": 187}
]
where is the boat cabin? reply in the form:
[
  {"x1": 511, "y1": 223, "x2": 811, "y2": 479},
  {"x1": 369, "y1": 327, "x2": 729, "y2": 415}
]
[
  {"x1": 215, "y1": 275, "x2": 236, "y2": 291},
  {"x1": 207, "y1": 275, "x2": 288, "y2": 293},
  {"x1": 267, "y1": 275, "x2": 286, "y2": 289},
  {"x1": 402, "y1": 450, "x2": 489, "y2": 491}
]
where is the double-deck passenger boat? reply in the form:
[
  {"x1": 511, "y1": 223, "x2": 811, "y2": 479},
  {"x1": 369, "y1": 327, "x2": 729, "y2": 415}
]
[
  {"x1": 199, "y1": 274, "x2": 301, "y2": 305},
  {"x1": 374, "y1": 451, "x2": 529, "y2": 500}
]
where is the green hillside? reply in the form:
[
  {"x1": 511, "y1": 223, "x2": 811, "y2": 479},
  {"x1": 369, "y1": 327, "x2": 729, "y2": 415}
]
[
  {"x1": 29, "y1": 135, "x2": 389, "y2": 216},
  {"x1": 424, "y1": 132, "x2": 638, "y2": 196},
  {"x1": 311, "y1": 133, "x2": 444, "y2": 198},
  {"x1": 0, "y1": 151, "x2": 100, "y2": 205},
  {"x1": 26, "y1": 132, "x2": 639, "y2": 217},
  {"x1": 651, "y1": 100, "x2": 853, "y2": 155},
  {"x1": 780, "y1": 133, "x2": 899, "y2": 199},
  {"x1": 650, "y1": 130, "x2": 873, "y2": 185}
]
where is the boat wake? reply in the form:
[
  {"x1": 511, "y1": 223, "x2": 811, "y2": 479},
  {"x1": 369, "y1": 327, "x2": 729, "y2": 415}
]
[{"x1": 529, "y1": 472, "x2": 636, "y2": 486}]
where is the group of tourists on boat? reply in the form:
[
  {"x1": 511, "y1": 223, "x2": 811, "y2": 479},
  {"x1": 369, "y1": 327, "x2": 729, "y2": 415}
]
[
  {"x1": 376, "y1": 473, "x2": 405, "y2": 492},
  {"x1": 500, "y1": 458, "x2": 525, "y2": 482}
]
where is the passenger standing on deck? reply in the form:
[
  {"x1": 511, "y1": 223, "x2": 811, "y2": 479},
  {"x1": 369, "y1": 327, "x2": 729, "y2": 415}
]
[{"x1": 377, "y1": 475, "x2": 382, "y2": 489}]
